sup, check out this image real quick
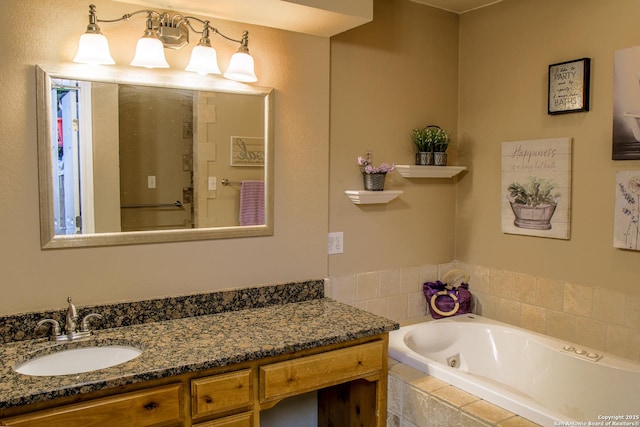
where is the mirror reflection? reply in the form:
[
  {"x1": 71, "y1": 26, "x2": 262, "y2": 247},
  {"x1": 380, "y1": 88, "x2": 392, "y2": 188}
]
[{"x1": 38, "y1": 65, "x2": 274, "y2": 248}]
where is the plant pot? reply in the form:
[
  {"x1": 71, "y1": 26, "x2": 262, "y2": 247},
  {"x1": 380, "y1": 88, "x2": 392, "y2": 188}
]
[
  {"x1": 434, "y1": 152, "x2": 447, "y2": 166},
  {"x1": 415, "y1": 152, "x2": 434, "y2": 166},
  {"x1": 509, "y1": 202, "x2": 557, "y2": 230},
  {"x1": 363, "y1": 173, "x2": 386, "y2": 191}
]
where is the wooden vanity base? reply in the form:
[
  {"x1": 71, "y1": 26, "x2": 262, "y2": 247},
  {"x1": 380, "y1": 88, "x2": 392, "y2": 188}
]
[{"x1": 1, "y1": 335, "x2": 389, "y2": 427}]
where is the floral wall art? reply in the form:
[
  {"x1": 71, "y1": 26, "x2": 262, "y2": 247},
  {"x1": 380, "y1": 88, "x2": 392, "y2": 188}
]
[
  {"x1": 501, "y1": 138, "x2": 572, "y2": 239},
  {"x1": 614, "y1": 170, "x2": 640, "y2": 250}
]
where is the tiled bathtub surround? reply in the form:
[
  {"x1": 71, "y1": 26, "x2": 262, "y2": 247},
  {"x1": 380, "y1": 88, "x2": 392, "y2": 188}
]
[
  {"x1": 326, "y1": 262, "x2": 640, "y2": 362},
  {"x1": 325, "y1": 264, "x2": 441, "y2": 324},
  {"x1": 0, "y1": 280, "x2": 324, "y2": 344},
  {"x1": 387, "y1": 359, "x2": 540, "y2": 427},
  {"x1": 456, "y1": 262, "x2": 640, "y2": 363}
]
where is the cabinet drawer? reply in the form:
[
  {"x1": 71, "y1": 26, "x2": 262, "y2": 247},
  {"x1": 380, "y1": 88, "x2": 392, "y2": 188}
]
[
  {"x1": 0, "y1": 383, "x2": 183, "y2": 427},
  {"x1": 260, "y1": 341, "x2": 383, "y2": 402},
  {"x1": 194, "y1": 411, "x2": 253, "y2": 427},
  {"x1": 191, "y1": 369, "x2": 253, "y2": 419}
]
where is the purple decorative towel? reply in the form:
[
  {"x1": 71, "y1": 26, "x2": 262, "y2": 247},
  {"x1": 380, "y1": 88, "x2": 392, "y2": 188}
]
[{"x1": 239, "y1": 180, "x2": 264, "y2": 226}]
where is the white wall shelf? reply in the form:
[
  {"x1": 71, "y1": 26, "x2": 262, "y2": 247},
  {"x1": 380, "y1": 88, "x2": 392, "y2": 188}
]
[
  {"x1": 396, "y1": 165, "x2": 466, "y2": 178},
  {"x1": 345, "y1": 190, "x2": 403, "y2": 204}
]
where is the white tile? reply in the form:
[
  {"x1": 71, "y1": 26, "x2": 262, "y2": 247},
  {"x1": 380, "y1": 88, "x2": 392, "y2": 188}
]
[
  {"x1": 357, "y1": 271, "x2": 380, "y2": 300},
  {"x1": 407, "y1": 291, "x2": 428, "y2": 318},
  {"x1": 401, "y1": 267, "x2": 421, "y2": 294},
  {"x1": 330, "y1": 274, "x2": 357, "y2": 303},
  {"x1": 380, "y1": 269, "x2": 403, "y2": 297}
]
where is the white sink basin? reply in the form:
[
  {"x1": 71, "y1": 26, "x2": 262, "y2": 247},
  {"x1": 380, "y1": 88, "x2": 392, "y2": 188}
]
[{"x1": 15, "y1": 345, "x2": 142, "y2": 376}]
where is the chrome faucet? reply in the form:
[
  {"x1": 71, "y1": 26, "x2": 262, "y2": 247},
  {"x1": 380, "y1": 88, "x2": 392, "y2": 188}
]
[
  {"x1": 36, "y1": 297, "x2": 102, "y2": 342},
  {"x1": 36, "y1": 318, "x2": 61, "y2": 337},
  {"x1": 65, "y1": 296, "x2": 78, "y2": 336},
  {"x1": 80, "y1": 313, "x2": 103, "y2": 333}
]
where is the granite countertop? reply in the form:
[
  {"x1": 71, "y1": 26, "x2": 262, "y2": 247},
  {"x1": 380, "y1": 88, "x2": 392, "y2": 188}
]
[{"x1": 0, "y1": 298, "x2": 398, "y2": 410}]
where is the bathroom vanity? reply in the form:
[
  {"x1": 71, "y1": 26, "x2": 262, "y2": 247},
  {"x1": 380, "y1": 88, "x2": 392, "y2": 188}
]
[{"x1": 0, "y1": 297, "x2": 397, "y2": 426}]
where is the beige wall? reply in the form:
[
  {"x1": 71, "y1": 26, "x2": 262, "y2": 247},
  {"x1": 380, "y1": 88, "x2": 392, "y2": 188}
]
[
  {"x1": 457, "y1": 0, "x2": 640, "y2": 297},
  {"x1": 0, "y1": 0, "x2": 329, "y2": 315},
  {"x1": 325, "y1": 0, "x2": 640, "y2": 362},
  {"x1": 329, "y1": 0, "x2": 460, "y2": 276},
  {"x1": 4, "y1": 0, "x2": 639, "y2": 336}
]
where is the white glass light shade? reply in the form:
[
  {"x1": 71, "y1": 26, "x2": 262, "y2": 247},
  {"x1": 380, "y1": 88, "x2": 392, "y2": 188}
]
[
  {"x1": 224, "y1": 51, "x2": 257, "y2": 83},
  {"x1": 73, "y1": 33, "x2": 115, "y2": 65},
  {"x1": 185, "y1": 45, "x2": 222, "y2": 75},
  {"x1": 130, "y1": 37, "x2": 169, "y2": 68}
]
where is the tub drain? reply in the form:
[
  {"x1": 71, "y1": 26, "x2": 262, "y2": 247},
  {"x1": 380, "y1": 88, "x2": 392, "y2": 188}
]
[{"x1": 447, "y1": 354, "x2": 460, "y2": 368}]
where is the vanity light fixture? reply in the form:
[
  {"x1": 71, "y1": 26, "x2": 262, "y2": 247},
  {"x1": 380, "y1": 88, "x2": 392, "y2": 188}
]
[
  {"x1": 223, "y1": 33, "x2": 258, "y2": 83},
  {"x1": 73, "y1": 5, "x2": 115, "y2": 65},
  {"x1": 74, "y1": 4, "x2": 257, "y2": 82},
  {"x1": 129, "y1": 12, "x2": 170, "y2": 68},
  {"x1": 185, "y1": 23, "x2": 222, "y2": 75}
]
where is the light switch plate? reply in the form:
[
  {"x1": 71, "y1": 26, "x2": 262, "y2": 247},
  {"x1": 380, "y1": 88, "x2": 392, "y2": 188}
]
[
  {"x1": 208, "y1": 176, "x2": 217, "y2": 191},
  {"x1": 328, "y1": 232, "x2": 344, "y2": 254}
]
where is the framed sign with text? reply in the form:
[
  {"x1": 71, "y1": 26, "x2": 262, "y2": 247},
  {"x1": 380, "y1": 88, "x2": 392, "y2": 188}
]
[
  {"x1": 501, "y1": 137, "x2": 572, "y2": 240},
  {"x1": 548, "y1": 58, "x2": 590, "y2": 115},
  {"x1": 230, "y1": 136, "x2": 265, "y2": 167}
]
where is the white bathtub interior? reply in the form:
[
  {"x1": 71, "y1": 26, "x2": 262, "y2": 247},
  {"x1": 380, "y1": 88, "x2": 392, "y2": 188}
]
[{"x1": 389, "y1": 314, "x2": 640, "y2": 426}]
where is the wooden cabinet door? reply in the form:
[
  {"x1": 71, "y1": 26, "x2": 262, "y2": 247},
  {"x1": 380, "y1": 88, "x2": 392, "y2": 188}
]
[
  {"x1": 1, "y1": 384, "x2": 183, "y2": 427},
  {"x1": 259, "y1": 340, "x2": 383, "y2": 403},
  {"x1": 191, "y1": 369, "x2": 253, "y2": 419}
]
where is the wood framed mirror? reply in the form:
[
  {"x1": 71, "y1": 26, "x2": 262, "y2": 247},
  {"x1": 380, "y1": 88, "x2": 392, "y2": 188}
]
[{"x1": 36, "y1": 64, "x2": 274, "y2": 249}]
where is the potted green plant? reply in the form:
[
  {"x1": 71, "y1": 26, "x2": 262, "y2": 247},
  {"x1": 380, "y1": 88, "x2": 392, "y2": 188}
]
[
  {"x1": 411, "y1": 125, "x2": 451, "y2": 166},
  {"x1": 430, "y1": 126, "x2": 451, "y2": 166},
  {"x1": 412, "y1": 127, "x2": 434, "y2": 165},
  {"x1": 507, "y1": 177, "x2": 560, "y2": 230}
]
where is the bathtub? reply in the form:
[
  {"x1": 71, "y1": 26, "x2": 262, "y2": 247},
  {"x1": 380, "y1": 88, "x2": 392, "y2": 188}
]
[
  {"x1": 389, "y1": 314, "x2": 640, "y2": 426},
  {"x1": 624, "y1": 112, "x2": 640, "y2": 142}
]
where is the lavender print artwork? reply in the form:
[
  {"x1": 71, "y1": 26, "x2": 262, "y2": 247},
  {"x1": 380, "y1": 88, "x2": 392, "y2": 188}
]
[{"x1": 614, "y1": 171, "x2": 640, "y2": 250}]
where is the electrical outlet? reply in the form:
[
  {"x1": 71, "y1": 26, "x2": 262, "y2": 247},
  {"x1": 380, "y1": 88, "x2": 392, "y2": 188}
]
[
  {"x1": 148, "y1": 176, "x2": 156, "y2": 188},
  {"x1": 328, "y1": 232, "x2": 344, "y2": 254}
]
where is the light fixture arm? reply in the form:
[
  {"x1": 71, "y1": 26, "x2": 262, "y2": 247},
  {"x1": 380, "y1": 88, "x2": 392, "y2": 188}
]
[
  {"x1": 181, "y1": 16, "x2": 250, "y2": 50},
  {"x1": 217, "y1": 30, "x2": 250, "y2": 51},
  {"x1": 93, "y1": 7, "x2": 159, "y2": 25}
]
